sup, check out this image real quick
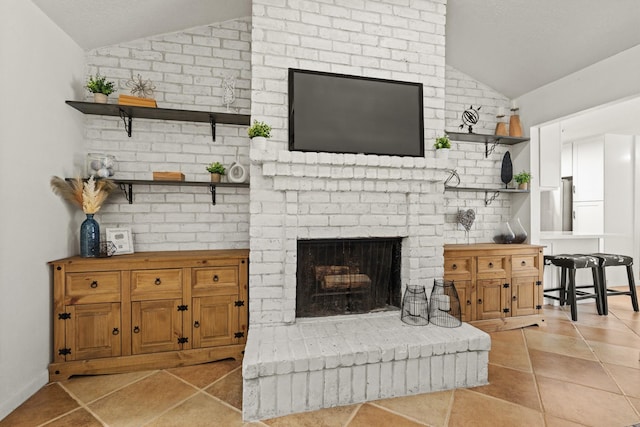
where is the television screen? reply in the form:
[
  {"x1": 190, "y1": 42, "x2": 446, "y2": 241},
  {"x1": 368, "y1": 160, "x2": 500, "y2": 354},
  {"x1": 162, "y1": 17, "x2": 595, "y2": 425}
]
[{"x1": 288, "y1": 69, "x2": 424, "y2": 157}]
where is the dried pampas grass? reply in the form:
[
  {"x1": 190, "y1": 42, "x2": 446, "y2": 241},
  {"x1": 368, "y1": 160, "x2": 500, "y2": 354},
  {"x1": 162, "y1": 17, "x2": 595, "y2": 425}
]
[{"x1": 51, "y1": 176, "x2": 116, "y2": 214}]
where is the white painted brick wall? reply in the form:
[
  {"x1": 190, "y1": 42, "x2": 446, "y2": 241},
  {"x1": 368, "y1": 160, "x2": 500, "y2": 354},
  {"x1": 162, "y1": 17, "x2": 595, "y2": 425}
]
[{"x1": 83, "y1": 19, "x2": 252, "y2": 251}]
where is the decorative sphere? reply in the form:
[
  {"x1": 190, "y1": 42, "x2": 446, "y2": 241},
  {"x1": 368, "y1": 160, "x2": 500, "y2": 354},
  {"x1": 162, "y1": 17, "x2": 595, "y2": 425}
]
[
  {"x1": 97, "y1": 168, "x2": 110, "y2": 178},
  {"x1": 107, "y1": 167, "x2": 115, "y2": 176},
  {"x1": 90, "y1": 160, "x2": 102, "y2": 171},
  {"x1": 102, "y1": 156, "x2": 114, "y2": 168}
]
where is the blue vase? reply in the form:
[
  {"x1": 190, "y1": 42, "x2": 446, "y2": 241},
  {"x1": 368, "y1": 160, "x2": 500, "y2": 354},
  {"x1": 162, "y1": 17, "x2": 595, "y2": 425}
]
[{"x1": 80, "y1": 214, "x2": 100, "y2": 257}]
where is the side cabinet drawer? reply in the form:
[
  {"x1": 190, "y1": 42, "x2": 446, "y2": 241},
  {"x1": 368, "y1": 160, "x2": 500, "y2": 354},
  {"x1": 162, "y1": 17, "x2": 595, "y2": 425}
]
[
  {"x1": 193, "y1": 267, "x2": 239, "y2": 297},
  {"x1": 131, "y1": 269, "x2": 182, "y2": 300},
  {"x1": 512, "y1": 253, "x2": 540, "y2": 277},
  {"x1": 477, "y1": 256, "x2": 509, "y2": 279},
  {"x1": 65, "y1": 272, "x2": 121, "y2": 304}
]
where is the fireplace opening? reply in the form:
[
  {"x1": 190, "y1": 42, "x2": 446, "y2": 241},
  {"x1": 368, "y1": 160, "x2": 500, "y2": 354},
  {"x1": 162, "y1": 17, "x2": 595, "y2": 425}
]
[{"x1": 296, "y1": 238, "x2": 402, "y2": 318}]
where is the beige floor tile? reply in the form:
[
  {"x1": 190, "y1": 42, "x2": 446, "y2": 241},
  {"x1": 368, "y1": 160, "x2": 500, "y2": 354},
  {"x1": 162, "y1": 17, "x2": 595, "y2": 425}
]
[
  {"x1": 488, "y1": 329, "x2": 531, "y2": 371},
  {"x1": 605, "y1": 363, "x2": 640, "y2": 398},
  {"x1": 373, "y1": 390, "x2": 452, "y2": 426},
  {"x1": 587, "y1": 340, "x2": 640, "y2": 369},
  {"x1": 205, "y1": 366, "x2": 243, "y2": 410},
  {"x1": 0, "y1": 383, "x2": 79, "y2": 427},
  {"x1": 263, "y1": 404, "x2": 358, "y2": 427},
  {"x1": 524, "y1": 328, "x2": 597, "y2": 361},
  {"x1": 167, "y1": 358, "x2": 242, "y2": 389},
  {"x1": 629, "y1": 396, "x2": 640, "y2": 414},
  {"x1": 448, "y1": 389, "x2": 544, "y2": 427},
  {"x1": 537, "y1": 375, "x2": 639, "y2": 427},
  {"x1": 544, "y1": 414, "x2": 588, "y2": 427},
  {"x1": 577, "y1": 324, "x2": 640, "y2": 348},
  {"x1": 41, "y1": 408, "x2": 102, "y2": 426},
  {"x1": 347, "y1": 403, "x2": 425, "y2": 427},
  {"x1": 529, "y1": 349, "x2": 620, "y2": 393},
  {"x1": 88, "y1": 371, "x2": 198, "y2": 427},
  {"x1": 62, "y1": 370, "x2": 153, "y2": 403},
  {"x1": 146, "y1": 392, "x2": 245, "y2": 427},
  {"x1": 536, "y1": 317, "x2": 582, "y2": 338},
  {"x1": 571, "y1": 309, "x2": 630, "y2": 331},
  {"x1": 470, "y1": 364, "x2": 541, "y2": 411}
]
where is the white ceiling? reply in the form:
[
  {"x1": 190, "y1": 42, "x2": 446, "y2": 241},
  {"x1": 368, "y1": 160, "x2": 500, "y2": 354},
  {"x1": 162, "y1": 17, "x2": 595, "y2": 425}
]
[{"x1": 32, "y1": 0, "x2": 640, "y2": 99}]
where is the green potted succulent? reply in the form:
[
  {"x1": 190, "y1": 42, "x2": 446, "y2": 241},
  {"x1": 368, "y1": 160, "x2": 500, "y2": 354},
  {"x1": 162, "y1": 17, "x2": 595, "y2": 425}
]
[
  {"x1": 247, "y1": 120, "x2": 271, "y2": 146},
  {"x1": 206, "y1": 161, "x2": 226, "y2": 183},
  {"x1": 86, "y1": 74, "x2": 116, "y2": 103},
  {"x1": 514, "y1": 171, "x2": 532, "y2": 190},
  {"x1": 434, "y1": 135, "x2": 451, "y2": 159}
]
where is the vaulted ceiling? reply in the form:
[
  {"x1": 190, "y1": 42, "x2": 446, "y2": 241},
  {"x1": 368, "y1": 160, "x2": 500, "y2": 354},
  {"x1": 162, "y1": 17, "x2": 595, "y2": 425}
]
[{"x1": 32, "y1": 0, "x2": 640, "y2": 99}]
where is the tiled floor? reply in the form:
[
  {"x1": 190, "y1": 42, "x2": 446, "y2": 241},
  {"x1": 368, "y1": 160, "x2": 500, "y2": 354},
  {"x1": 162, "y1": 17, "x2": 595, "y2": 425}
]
[{"x1": 3, "y1": 293, "x2": 640, "y2": 426}]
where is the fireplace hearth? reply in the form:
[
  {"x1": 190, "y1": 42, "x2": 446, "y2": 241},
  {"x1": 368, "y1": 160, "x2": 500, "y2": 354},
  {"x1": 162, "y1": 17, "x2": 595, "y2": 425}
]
[{"x1": 296, "y1": 238, "x2": 402, "y2": 318}]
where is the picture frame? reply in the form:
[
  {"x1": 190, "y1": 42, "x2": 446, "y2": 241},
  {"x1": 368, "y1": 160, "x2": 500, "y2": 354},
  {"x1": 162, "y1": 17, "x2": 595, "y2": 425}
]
[{"x1": 105, "y1": 227, "x2": 134, "y2": 255}]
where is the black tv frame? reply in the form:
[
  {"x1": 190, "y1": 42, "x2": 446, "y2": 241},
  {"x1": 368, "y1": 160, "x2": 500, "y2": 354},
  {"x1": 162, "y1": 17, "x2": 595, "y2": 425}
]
[{"x1": 288, "y1": 68, "x2": 425, "y2": 157}]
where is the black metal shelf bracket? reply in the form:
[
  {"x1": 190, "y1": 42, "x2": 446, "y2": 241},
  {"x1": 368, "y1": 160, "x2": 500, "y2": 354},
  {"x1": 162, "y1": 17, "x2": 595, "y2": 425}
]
[
  {"x1": 118, "y1": 109, "x2": 132, "y2": 137},
  {"x1": 118, "y1": 183, "x2": 133, "y2": 204},
  {"x1": 209, "y1": 185, "x2": 217, "y2": 205},
  {"x1": 484, "y1": 190, "x2": 500, "y2": 206},
  {"x1": 485, "y1": 140, "x2": 501, "y2": 157},
  {"x1": 209, "y1": 116, "x2": 216, "y2": 141}
]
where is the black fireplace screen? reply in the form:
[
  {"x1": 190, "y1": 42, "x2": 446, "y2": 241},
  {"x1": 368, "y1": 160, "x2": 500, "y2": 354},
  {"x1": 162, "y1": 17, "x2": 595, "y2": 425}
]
[{"x1": 296, "y1": 238, "x2": 402, "y2": 318}]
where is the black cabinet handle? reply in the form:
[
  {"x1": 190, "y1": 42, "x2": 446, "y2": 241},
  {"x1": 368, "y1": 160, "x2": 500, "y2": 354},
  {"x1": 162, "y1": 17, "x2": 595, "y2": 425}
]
[
  {"x1": 452, "y1": 264, "x2": 458, "y2": 270},
  {"x1": 488, "y1": 262, "x2": 494, "y2": 268},
  {"x1": 194, "y1": 321, "x2": 200, "y2": 328},
  {"x1": 478, "y1": 299, "x2": 483, "y2": 304},
  {"x1": 155, "y1": 278, "x2": 161, "y2": 285},
  {"x1": 213, "y1": 275, "x2": 219, "y2": 282},
  {"x1": 521, "y1": 261, "x2": 526, "y2": 266},
  {"x1": 133, "y1": 326, "x2": 140, "y2": 333},
  {"x1": 466, "y1": 300, "x2": 471, "y2": 305},
  {"x1": 112, "y1": 328, "x2": 119, "y2": 335},
  {"x1": 90, "y1": 281, "x2": 98, "y2": 288}
]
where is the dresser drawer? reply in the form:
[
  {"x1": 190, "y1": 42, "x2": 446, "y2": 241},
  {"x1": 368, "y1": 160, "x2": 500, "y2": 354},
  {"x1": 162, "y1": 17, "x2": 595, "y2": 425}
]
[
  {"x1": 192, "y1": 267, "x2": 239, "y2": 296},
  {"x1": 131, "y1": 269, "x2": 182, "y2": 300},
  {"x1": 444, "y1": 257, "x2": 473, "y2": 279},
  {"x1": 512, "y1": 253, "x2": 540, "y2": 277},
  {"x1": 477, "y1": 256, "x2": 509, "y2": 278},
  {"x1": 65, "y1": 272, "x2": 121, "y2": 304}
]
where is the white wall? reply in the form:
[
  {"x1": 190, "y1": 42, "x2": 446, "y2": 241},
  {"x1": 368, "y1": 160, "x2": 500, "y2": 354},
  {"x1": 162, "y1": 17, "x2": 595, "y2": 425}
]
[{"x1": 0, "y1": 0, "x2": 85, "y2": 419}]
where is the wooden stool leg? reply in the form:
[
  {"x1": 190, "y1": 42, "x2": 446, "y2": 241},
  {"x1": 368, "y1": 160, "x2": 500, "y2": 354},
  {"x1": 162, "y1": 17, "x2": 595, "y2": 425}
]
[
  {"x1": 626, "y1": 265, "x2": 639, "y2": 312},
  {"x1": 592, "y1": 267, "x2": 604, "y2": 315},
  {"x1": 568, "y1": 269, "x2": 578, "y2": 321}
]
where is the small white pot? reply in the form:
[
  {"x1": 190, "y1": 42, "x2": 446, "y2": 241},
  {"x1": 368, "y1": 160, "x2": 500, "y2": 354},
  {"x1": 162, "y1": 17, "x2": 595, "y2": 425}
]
[
  {"x1": 93, "y1": 93, "x2": 108, "y2": 104},
  {"x1": 435, "y1": 148, "x2": 450, "y2": 159}
]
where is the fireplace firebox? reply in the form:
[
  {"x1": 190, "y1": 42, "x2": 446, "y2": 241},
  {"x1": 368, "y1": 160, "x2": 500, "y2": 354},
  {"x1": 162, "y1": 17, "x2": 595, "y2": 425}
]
[{"x1": 296, "y1": 238, "x2": 402, "y2": 317}]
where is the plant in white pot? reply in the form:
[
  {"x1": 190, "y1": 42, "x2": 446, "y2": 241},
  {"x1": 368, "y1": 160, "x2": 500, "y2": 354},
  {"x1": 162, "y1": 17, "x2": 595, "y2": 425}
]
[
  {"x1": 434, "y1": 134, "x2": 451, "y2": 159},
  {"x1": 247, "y1": 120, "x2": 271, "y2": 147},
  {"x1": 86, "y1": 74, "x2": 116, "y2": 103},
  {"x1": 206, "y1": 161, "x2": 226, "y2": 183}
]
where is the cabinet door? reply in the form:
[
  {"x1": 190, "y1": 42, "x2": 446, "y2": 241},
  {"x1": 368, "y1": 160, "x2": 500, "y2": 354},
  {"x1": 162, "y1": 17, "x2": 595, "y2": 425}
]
[
  {"x1": 450, "y1": 280, "x2": 474, "y2": 323},
  {"x1": 192, "y1": 295, "x2": 240, "y2": 348},
  {"x1": 511, "y1": 276, "x2": 542, "y2": 317},
  {"x1": 131, "y1": 299, "x2": 183, "y2": 354},
  {"x1": 573, "y1": 201, "x2": 604, "y2": 234},
  {"x1": 65, "y1": 303, "x2": 121, "y2": 361},
  {"x1": 476, "y1": 279, "x2": 509, "y2": 320}
]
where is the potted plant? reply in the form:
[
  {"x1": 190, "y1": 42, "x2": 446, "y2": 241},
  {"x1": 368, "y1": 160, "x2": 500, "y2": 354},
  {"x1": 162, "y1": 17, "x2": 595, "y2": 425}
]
[
  {"x1": 434, "y1": 135, "x2": 451, "y2": 159},
  {"x1": 247, "y1": 120, "x2": 271, "y2": 146},
  {"x1": 86, "y1": 74, "x2": 116, "y2": 103},
  {"x1": 206, "y1": 161, "x2": 226, "y2": 183},
  {"x1": 514, "y1": 171, "x2": 532, "y2": 190}
]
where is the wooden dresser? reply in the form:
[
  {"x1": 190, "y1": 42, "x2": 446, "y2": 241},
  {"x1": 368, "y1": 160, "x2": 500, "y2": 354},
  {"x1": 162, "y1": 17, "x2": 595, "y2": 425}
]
[
  {"x1": 48, "y1": 249, "x2": 248, "y2": 381},
  {"x1": 444, "y1": 243, "x2": 544, "y2": 332}
]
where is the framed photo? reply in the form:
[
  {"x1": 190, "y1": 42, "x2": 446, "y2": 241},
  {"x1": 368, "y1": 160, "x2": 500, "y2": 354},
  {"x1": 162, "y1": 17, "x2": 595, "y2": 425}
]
[{"x1": 105, "y1": 227, "x2": 134, "y2": 255}]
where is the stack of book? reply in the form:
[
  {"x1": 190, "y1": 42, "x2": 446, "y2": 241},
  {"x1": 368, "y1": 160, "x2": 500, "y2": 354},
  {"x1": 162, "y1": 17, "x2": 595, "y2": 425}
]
[{"x1": 118, "y1": 94, "x2": 157, "y2": 108}]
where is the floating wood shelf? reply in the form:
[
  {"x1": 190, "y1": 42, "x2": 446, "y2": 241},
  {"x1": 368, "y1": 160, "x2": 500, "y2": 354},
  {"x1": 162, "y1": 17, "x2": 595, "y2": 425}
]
[
  {"x1": 444, "y1": 185, "x2": 529, "y2": 206},
  {"x1": 446, "y1": 131, "x2": 529, "y2": 157}
]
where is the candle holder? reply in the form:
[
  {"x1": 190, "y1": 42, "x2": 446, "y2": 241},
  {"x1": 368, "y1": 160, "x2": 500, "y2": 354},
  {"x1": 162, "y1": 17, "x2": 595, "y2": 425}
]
[
  {"x1": 429, "y1": 279, "x2": 462, "y2": 327},
  {"x1": 401, "y1": 285, "x2": 429, "y2": 326}
]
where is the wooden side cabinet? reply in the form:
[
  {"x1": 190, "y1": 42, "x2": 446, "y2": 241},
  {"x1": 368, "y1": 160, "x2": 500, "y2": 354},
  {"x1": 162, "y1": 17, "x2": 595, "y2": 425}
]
[
  {"x1": 444, "y1": 244, "x2": 544, "y2": 332},
  {"x1": 49, "y1": 249, "x2": 248, "y2": 381}
]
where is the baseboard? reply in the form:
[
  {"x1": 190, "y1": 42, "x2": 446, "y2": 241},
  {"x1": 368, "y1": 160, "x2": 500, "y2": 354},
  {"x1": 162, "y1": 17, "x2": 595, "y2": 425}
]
[{"x1": 0, "y1": 369, "x2": 49, "y2": 421}]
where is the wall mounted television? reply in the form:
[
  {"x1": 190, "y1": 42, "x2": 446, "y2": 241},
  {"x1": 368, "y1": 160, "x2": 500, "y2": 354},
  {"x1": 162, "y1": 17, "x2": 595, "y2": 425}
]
[{"x1": 288, "y1": 68, "x2": 424, "y2": 157}]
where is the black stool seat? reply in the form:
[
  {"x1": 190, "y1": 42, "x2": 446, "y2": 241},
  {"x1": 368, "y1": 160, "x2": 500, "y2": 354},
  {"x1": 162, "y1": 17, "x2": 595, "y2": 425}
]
[
  {"x1": 544, "y1": 254, "x2": 603, "y2": 321},
  {"x1": 589, "y1": 253, "x2": 639, "y2": 314}
]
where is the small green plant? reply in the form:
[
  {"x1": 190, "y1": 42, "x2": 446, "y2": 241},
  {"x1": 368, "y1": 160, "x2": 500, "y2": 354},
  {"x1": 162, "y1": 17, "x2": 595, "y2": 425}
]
[
  {"x1": 434, "y1": 135, "x2": 451, "y2": 149},
  {"x1": 247, "y1": 120, "x2": 272, "y2": 138},
  {"x1": 514, "y1": 171, "x2": 532, "y2": 184},
  {"x1": 86, "y1": 74, "x2": 116, "y2": 95},
  {"x1": 206, "y1": 162, "x2": 226, "y2": 175}
]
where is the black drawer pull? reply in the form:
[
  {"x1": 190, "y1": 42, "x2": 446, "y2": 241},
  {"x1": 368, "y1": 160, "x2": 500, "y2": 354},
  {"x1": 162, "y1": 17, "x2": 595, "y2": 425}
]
[
  {"x1": 452, "y1": 264, "x2": 457, "y2": 270},
  {"x1": 467, "y1": 300, "x2": 472, "y2": 305},
  {"x1": 90, "y1": 281, "x2": 98, "y2": 288},
  {"x1": 488, "y1": 262, "x2": 494, "y2": 268},
  {"x1": 154, "y1": 278, "x2": 161, "y2": 285},
  {"x1": 112, "y1": 328, "x2": 119, "y2": 335},
  {"x1": 133, "y1": 326, "x2": 140, "y2": 333},
  {"x1": 478, "y1": 299, "x2": 483, "y2": 304},
  {"x1": 194, "y1": 321, "x2": 200, "y2": 328},
  {"x1": 521, "y1": 261, "x2": 526, "y2": 266},
  {"x1": 213, "y1": 275, "x2": 219, "y2": 282}
]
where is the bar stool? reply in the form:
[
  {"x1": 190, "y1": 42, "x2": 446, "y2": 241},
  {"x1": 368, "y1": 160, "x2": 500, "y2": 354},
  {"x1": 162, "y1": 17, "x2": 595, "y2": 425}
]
[
  {"x1": 590, "y1": 253, "x2": 639, "y2": 315},
  {"x1": 543, "y1": 254, "x2": 603, "y2": 321}
]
